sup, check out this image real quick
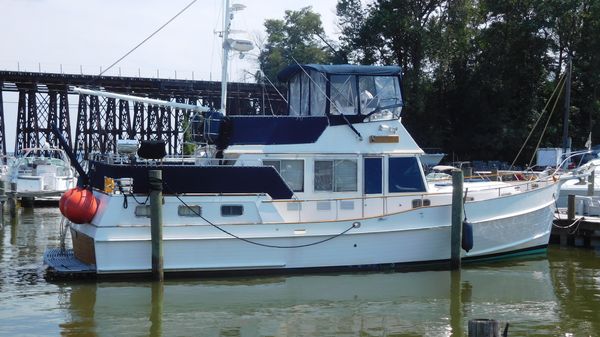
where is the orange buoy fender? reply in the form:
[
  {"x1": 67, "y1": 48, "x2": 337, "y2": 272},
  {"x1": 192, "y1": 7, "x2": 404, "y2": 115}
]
[
  {"x1": 60, "y1": 187, "x2": 99, "y2": 224},
  {"x1": 59, "y1": 187, "x2": 78, "y2": 214}
]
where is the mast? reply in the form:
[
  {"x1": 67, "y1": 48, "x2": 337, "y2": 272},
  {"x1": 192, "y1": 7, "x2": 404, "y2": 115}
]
[
  {"x1": 219, "y1": 1, "x2": 250, "y2": 115},
  {"x1": 220, "y1": 0, "x2": 232, "y2": 115},
  {"x1": 561, "y1": 55, "x2": 572, "y2": 156}
]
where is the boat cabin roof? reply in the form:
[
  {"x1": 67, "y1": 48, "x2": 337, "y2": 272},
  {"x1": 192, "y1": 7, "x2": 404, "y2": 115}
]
[{"x1": 277, "y1": 64, "x2": 403, "y2": 82}]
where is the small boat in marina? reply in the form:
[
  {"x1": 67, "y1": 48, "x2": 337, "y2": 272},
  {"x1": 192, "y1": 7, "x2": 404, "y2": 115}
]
[
  {"x1": 9, "y1": 146, "x2": 77, "y2": 199},
  {"x1": 0, "y1": 155, "x2": 13, "y2": 183},
  {"x1": 44, "y1": 1, "x2": 560, "y2": 277},
  {"x1": 556, "y1": 157, "x2": 600, "y2": 209},
  {"x1": 420, "y1": 152, "x2": 446, "y2": 168}
]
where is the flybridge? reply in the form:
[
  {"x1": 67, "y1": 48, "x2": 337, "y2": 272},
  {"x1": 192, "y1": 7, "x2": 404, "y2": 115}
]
[
  {"x1": 278, "y1": 64, "x2": 404, "y2": 125},
  {"x1": 65, "y1": 62, "x2": 406, "y2": 150}
]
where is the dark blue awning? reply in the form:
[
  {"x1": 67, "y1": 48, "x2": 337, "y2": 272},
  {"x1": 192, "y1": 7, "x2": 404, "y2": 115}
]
[
  {"x1": 277, "y1": 64, "x2": 402, "y2": 82},
  {"x1": 229, "y1": 116, "x2": 328, "y2": 145}
]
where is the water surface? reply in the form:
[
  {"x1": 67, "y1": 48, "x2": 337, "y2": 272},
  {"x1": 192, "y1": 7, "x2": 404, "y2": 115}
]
[{"x1": 1, "y1": 207, "x2": 599, "y2": 336}]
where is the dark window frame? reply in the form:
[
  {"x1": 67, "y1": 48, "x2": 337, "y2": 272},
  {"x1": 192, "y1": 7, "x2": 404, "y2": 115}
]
[{"x1": 221, "y1": 205, "x2": 244, "y2": 217}]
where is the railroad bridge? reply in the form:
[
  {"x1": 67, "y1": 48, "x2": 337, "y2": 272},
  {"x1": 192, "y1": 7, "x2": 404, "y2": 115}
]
[{"x1": 0, "y1": 71, "x2": 286, "y2": 156}]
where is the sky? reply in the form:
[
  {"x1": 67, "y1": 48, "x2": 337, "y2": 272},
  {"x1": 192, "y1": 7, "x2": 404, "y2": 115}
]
[
  {"x1": 1, "y1": 0, "x2": 341, "y2": 151},
  {"x1": 1, "y1": 0, "x2": 341, "y2": 80}
]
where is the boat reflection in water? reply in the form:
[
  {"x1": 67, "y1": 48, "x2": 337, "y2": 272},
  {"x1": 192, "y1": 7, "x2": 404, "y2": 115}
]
[{"x1": 59, "y1": 256, "x2": 558, "y2": 337}]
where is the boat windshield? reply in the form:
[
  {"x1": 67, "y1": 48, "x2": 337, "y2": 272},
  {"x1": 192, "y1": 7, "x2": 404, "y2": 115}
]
[
  {"x1": 22, "y1": 148, "x2": 69, "y2": 162},
  {"x1": 330, "y1": 75, "x2": 402, "y2": 121}
]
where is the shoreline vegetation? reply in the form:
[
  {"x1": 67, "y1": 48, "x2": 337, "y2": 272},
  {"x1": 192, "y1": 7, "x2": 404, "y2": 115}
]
[{"x1": 258, "y1": 1, "x2": 600, "y2": 165}]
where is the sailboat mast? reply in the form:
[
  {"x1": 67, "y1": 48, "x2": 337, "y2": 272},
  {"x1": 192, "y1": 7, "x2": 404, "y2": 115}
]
[
  {"x1": 562, "y1": 55, "x2": 572, "y2": 155},
  {"x1": 220, "y1": 0, "x2": 231, "y2": 115}
]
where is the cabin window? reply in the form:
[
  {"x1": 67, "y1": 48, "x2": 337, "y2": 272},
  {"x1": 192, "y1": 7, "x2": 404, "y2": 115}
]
[
  {"x1": 388, "y1": 157, "x2": 426, "y2": 193},
  {"x1": 330, "y1": 75, "x2": 358, "y2": 115},
  {"x1": 411, "y1": 199, "x2": 430, "y2": 208},
  {"x1": 135, "y1": 205, "x2": 151, "y2": 217},
  {"x1": 263, "y1": 159, "x2": 304, "y2": 192},
  {"x1": 221, "y1": 205, "x2": 243, "y2": 217},
  {"x1": 314, "y1": 159, "x2": 357, "y2": 192},
  {"x1": 178, "y1": 205, "x2": 201, "y2": 217}
]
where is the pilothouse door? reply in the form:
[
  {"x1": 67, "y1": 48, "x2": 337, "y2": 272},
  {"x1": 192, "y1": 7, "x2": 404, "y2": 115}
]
[{"x1": 363, "y1": 157, "x2": 384, "y2": 217}]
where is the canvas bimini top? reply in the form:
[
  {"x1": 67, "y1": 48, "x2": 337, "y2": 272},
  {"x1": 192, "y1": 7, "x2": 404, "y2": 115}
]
[
  {"x1": 277, "y1": 64, "x2": 403, "y2": 81},
  {"x1": 190, "y1": 64, "x2": 405, "y2": 148},
  {"x1": 275, "y1": 64, "x2": 404, "y2": 125}
]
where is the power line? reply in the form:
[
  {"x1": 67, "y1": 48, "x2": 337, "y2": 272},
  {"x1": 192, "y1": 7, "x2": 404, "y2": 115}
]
[{"x1": 95, "y1": 0, "x2": 198, "y2": 79}]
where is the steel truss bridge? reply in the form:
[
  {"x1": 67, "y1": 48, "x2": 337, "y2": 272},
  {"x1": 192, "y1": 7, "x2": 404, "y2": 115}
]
[{"x1": 0, "y1": 71, "x2": 286, "y2": 156}]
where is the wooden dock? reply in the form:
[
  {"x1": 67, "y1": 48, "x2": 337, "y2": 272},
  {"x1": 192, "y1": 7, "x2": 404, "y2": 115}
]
[{"x1": 552, "y1": 209, "x2": 600, "y2": 248}]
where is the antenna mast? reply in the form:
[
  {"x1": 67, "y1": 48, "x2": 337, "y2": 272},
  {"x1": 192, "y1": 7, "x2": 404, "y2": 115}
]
[
  {"x1": 219, "y1": 1, "x2": 251, "y2": 116},
  {"x1": 220, "y1": 0, "x2": 232, "y2": 115}
]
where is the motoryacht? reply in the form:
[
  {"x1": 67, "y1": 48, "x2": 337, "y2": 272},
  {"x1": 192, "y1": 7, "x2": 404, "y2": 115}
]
[
  {"x1": 45, "y1": 62, "x2": 559, "y2": 275},
  {"x1": 44, "y1": 1, "x2": 559, "y2": 276},
  {"x1": 9, "y1": 146, "x2": 77, "y2": 199}
]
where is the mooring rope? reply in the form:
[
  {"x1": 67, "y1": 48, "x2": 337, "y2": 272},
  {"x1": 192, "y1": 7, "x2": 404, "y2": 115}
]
[
  {"x1": 161, "y1": 180, "x2": 358, "y2": 249},
  {"x1": 552, "y1": 194, "x2": 583, "y2": 234}
]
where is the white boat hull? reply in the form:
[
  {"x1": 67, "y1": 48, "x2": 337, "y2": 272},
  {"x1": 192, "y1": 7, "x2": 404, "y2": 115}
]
[
  {"x1": 9, "y1": 147, "x2": 77, "y2": 198},
  {"x1": 69, "y1": 182, "x2": 556, "y2": 274}
]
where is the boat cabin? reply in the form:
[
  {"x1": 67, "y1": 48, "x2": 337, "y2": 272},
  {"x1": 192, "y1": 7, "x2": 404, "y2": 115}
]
[
  {"x1": 223, "y1": 64, "x2": 426, "y2": 201},
  {"x1": 89, "y1": 64, "x2": 429, "y2": 205}
]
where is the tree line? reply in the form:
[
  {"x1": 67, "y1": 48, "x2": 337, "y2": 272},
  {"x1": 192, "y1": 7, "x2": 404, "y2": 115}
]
[{"x1": 257, "y1": 0, "x2": 600, "y2": 165}]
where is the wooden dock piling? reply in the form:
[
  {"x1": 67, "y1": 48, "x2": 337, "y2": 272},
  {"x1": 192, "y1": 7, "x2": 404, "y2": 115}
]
[
  {"x1": 0, "y1": 180, "x2": 5, "y2": 227},
  {"x1": 567, "y1": 194, "x2": 576, "y2": 221},
  {"x1": 451, "y1": 170, "x2": 464, "y2": 270},
  {"x1": 588, "y1": 172, "x2": 595, "y2": 196},
  {"x1": 8, "y1": 182, "x2": 18, "y2": 221},
  {"x1": 468, "y1": 319, "x2": 500, "y2": 337},
  {"x1": 149, "y1": 170, "x2": 164, "y2": 281}
]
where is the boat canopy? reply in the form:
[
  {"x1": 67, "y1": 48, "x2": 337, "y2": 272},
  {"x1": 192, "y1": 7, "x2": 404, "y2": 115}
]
[
  {"x1": 277, "y1": 64, "x2": 403, "y2": 81},
  {"x1": 277, "y1": 64, "x2": 403, "y2": 122}
]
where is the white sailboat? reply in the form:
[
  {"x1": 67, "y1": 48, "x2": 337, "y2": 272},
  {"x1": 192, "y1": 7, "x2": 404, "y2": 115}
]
[{"x1": 44, "y1": 1, "x2": 560, "y2": 276}]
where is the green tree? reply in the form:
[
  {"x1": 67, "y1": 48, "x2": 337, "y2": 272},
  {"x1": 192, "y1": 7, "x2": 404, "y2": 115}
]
[
  {"x1": 254, "y1": 0, "x2": 600, "y2": 164},
  {"x1": 424, "y1": 0, "x2": 477, "y2": 154},
  {"x1": 336, "y1": 0, "x2": 368, "y2": 62},
  {"x1": 575, "y1": 1, "x2": 600, "y2": 147},
  {"x1": 337, "y1": 0, "x2": 445, "y2": 148},
  {"x1": 544, "y1": 0, "x2": 600, "y2": 149},
  {"x1": 258, "y1": 7, "x2": 333, "y2": 83}
]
